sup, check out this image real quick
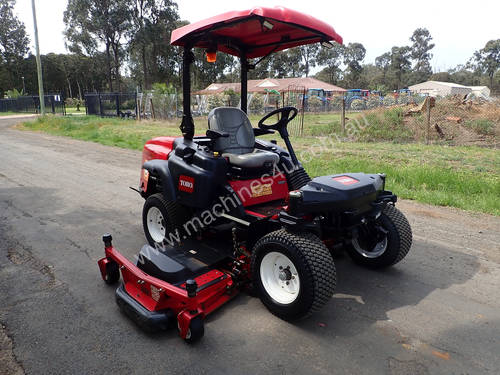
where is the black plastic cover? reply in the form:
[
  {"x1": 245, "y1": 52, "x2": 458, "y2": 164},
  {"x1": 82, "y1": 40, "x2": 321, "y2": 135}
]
[
  {"x1": 294, "y1": 173, "x2": 384, "y2": 214},
  {"x1": 168, "y1": 138, "x2": 228, "y2": 208}
]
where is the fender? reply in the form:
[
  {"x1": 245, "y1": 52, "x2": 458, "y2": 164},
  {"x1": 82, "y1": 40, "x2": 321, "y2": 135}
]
[{"x1": 142, "y1": 159, "x2": 177, "y2": 201}]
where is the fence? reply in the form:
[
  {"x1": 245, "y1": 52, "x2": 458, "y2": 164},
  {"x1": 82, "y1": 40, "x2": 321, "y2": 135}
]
[
  {"x1": 84, "y1": 93, "x2": 137, "y2": 118},
  {"x1": 0, "y1": 94, "x2": 65, "y2": 115}
]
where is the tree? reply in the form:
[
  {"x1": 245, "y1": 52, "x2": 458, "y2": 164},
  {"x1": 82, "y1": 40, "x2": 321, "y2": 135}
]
[
  {"x1": 375, "y1": 52, "x2": 391, "y2": 85},
  {"x1": 409, "y1": 28, "x2": 434, "y2": 83},
  {"x1": 64, "y1": 0, "x2": 131, "y2": 92},
  {"x1": 290, "y1": 44, "x2": 319, "y2": 77},
  {"x1": 271, "y1": 50, "x2": 302, "y2": 78},
  {"x1": 0, "y1": 0, "x2": 30, "y2": 96},
  {"x1": 389, "y1": 46, "x2": 412, "y2": 89},
  {"x1": 128, "y1": 0, "x2": 179, "y2": 90},
  {"x1": 343, "y1": 43, "x2": 366, "y2": 87},
  {"x1": 316, "y1": 43, "x2": 344, "y2": 84},
  {"x1": 471, "y1": 39, "x2": 500, "y2": 88}
]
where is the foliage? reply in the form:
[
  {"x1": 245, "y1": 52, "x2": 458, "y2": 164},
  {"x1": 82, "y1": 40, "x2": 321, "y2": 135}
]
[
  {"x1": 207, "y1": 94, "x2": 226, "y2": 111},
  {"x1": 0, "y1": 0, "x2": 30, "y2": 97},
  {"x1": 471, "y1": 39, "x2": 500, "y2": 88},
  {"x1": 152, "y1": 82, "x2": 176, "y2": 95},
  {"x1": 249, "y1": 93, "x2": 264, "y2": 113},
  {"x1": 350, "y1": 99, "x2": 366, "y2": 111},
  {"x1": 357, "y1": 107, "x2": 413, "y2": 142},
  {"x1": 4, "y1": 88, "x2": 23, "y2": 98},
  {"x1": 65, "y1": 97, "x2": 84, "y2": 111},
  {"x1": 464, "y1": 119, "x2": 496, "y2": 135},
  {"x1": 307, "y1": 96, "x2": 323, "y2": 112}
]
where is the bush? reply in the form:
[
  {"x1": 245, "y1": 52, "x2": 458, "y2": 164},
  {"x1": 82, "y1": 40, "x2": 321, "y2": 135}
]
[
  {"x1": 356, "y1": 107, "x2": 413, "y2": 142},
  {"x1": 350, "y1": 99, "x2": 366, "y2": 111},
  {"x1": 207, "y1": 94, "x2": 226, "y2": 111},
  {"x1": 307, "y1": 96, "x2": 324, "y2": 112},
  {"x1": 383, "y1": 96, "x2": 396, "y2": 106},
  {"x1": 366, "y1": 96, "x2": 381, "y2": 109},
  {"x1": 65, "y1": 97, "x2": 84, "y2": 111},
  {"x1": 249, "y1": 93, "x2": 264, "y2": 113},
  {"x1": 464, "y1": 119, "x2": 496, "y2": 135}
]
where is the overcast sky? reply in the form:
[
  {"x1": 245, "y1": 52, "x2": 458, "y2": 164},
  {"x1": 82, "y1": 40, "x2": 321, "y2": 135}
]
[{"x1": 14, "y1": 0, "x2": 500, "y2": 72}]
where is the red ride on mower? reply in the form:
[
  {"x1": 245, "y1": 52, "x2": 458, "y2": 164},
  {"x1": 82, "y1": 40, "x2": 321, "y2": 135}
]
[{"x1": 98, "y1": 6, "x2": 412, "y2": 343}]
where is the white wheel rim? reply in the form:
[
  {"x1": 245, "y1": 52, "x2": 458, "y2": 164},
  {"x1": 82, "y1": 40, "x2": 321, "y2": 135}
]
[
  {"x1": 147, "y1": 206, "x2": 166, "y2": 243},
  {"x1": 352, "y1": 236, "x2": 388, "y2": 258},
  {"x1": 260, "y1": 251, "x2": 300, "y2": 304}
]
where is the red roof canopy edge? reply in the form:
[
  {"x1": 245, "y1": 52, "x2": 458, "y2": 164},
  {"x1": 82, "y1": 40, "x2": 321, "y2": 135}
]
[{"x1": 170, "y1": 6, "x2": 342, "y2": 59}]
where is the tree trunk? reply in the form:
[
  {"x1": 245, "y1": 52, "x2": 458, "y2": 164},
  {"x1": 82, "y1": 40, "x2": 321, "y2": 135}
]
[
  {"x1": 142, "y1": 44, "x2": 149, "y2": 90},
  {"x1": 112, "y1": 43, "x2": 121, "y2": 93},
  {"x1": 105, "y1": 43, "x2": 113, "y2": 92}
]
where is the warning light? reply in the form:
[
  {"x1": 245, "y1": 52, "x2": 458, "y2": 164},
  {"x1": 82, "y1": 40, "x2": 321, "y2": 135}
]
[{"x1": 206, "y1": 50, "x2": 217, "y2": 63}]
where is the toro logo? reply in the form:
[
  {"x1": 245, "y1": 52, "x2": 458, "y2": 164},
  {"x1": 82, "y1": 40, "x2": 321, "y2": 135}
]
[
  {"x1": 178, "y1": 175, "x2": 195, "y2": 193},
  {"x1": 332, "y1": 176, "x2": 359, "y2": 185}
]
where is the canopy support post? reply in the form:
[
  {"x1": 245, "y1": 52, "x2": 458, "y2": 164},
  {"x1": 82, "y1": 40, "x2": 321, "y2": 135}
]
[
  {"x1": 181, "y1": 46, "x2": 195, "y2": 140},
  {"x1": 240, "y1": 51, "x2": 247, "y2": 114}
]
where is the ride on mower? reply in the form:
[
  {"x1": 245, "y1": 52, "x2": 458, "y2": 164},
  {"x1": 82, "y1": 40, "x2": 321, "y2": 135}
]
[{"x1": 98, "y1": 6, "x2": 412, "y2": 343}]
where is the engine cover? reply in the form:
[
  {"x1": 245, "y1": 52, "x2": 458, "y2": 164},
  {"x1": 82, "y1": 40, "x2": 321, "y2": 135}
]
[{"x1": 292, "y1": 173, "x2": 385, "y2": 214}]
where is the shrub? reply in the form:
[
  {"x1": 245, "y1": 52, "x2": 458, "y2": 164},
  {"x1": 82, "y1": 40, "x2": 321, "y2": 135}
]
[
  {"x1": 307, "y1": 96, "x2": 324, "y2": 112},
  {"x1": 350, "y1": 99, "x2": 366, "y2": 111},
  {"x1": 464, "y1": 119, "x2": 496, "y2": 135},
  {"x1": 207, "y1": 94, "x2": 226, "y2": 111},
  {"x1": 249, "y1": 93, "x2": 264, "y2": 113},
  {"x1": 383, "y1": 96, "x2": 396, "y2": 106}
]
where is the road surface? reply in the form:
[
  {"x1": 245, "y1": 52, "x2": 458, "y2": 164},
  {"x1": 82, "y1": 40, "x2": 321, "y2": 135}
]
[{"x1": 1, "y1": 116, "x2": 499, "y2": 374}]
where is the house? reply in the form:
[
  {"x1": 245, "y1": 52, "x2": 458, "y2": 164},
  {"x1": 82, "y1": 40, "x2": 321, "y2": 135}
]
[{"x1": 196, "y1": 77, "x2": 346, "y2": 96}]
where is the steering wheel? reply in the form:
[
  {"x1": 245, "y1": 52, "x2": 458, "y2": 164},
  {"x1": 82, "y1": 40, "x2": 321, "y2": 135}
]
[{"x1": 258, "y1": 106, "x2": 298, "y2": 133}]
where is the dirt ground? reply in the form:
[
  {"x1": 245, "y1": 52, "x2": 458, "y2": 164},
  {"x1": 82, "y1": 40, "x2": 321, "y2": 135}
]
[{"x1": 1, "y1": 116, "x2": 499, "y2": 375}]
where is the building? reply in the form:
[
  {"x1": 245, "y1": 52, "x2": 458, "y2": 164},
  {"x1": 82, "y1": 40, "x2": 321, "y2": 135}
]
[
  {"x1": 408, "y1": 81, "x2": 492, "y2": 98},
  {"x1": 469, "y1": 86, "x2": 491, "y2": 98},
  {"x1": 195, "y1": 77, "x2": 345, "y2": 96}
]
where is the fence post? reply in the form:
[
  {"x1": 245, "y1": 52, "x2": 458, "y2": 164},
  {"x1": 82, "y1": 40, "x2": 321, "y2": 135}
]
[
  {"x1": 98, "y1": 93, "x2": 103, "y2": 117},
  {"x1": 116, "y1": 94, "x2": 120, "y2": 117},
  {"x1": 341, "y1": 97, "x2": 346, "y2": 134},
  {"x1": 426, "y1": 96, "x2": 431, "y2": 145}
]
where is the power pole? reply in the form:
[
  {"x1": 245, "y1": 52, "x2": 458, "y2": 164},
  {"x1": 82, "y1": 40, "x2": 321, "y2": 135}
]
[{"x1": 31, "y1": 0, "x2": 45, "y2": 115}]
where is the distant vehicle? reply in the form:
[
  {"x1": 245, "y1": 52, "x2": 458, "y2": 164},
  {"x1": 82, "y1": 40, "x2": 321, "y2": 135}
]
[{"x1": 344, "y1": 89, "x2": 370, "y2": 109}]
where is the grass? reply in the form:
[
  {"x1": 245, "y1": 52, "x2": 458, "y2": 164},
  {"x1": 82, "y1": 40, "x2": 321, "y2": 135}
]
[
  {"x1": 464, "y1": 119, "x2": 496, "y2": 135},
  {"x1": 17, "y1": 114, "x2": 500, "y2": 215},
  {"x1": 0, "y1": 111, "x2": 33, "y2": 116}
]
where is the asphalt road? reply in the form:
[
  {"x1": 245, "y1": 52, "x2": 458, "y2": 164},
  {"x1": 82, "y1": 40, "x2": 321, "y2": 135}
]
[{"x1": 1, "y1": 116, "x2": 499, "y2": 375}]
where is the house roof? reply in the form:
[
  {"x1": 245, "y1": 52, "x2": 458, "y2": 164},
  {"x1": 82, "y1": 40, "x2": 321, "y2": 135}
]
[{"x1": 195, "y1": 77, "x2": 346, "y2": 94}]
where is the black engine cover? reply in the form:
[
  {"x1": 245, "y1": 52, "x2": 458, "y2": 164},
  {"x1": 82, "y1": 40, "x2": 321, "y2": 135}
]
[{"x1": 293, "y1": 173, "x2": 384, "y2": 214}]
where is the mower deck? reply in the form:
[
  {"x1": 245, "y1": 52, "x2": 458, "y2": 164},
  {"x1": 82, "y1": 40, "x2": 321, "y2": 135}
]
[{"x1": 98, "y1": 235, "x2": 237, "y2": 341}]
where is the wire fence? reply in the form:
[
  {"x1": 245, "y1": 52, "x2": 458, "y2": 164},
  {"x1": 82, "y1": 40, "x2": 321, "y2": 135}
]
[{"x1": 0, "y1": 94, "x2": 66, "y2": 115}]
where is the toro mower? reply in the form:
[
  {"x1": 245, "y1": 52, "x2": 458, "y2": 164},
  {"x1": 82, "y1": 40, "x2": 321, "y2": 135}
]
[{"x1": 98, "y1": 6, "x2": 412, "y2": 343}]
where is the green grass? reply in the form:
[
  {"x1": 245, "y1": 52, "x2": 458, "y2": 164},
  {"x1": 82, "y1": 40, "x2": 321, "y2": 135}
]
[
  {"x1": 18, "y1": 114, "x2": 500, "y2": 215},
  {"x1": 464, "y1": 119, "x2": 496, "y2": 135},
  {"x1": 0, "y1": 111, "x2": 33, "y2": 116}
]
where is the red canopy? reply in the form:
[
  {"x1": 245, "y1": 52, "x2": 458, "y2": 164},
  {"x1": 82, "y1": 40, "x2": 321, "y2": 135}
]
[{"x1": 170, "y1": 6, "x2": 342, "y2": 58}]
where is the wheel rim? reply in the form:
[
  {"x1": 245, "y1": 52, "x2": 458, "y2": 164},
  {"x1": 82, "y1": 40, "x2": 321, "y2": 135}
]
[
  {"x1": 146, "y1": 206, "x2": 166, "y2": 243},
  {"x1": 351, "y1": 235, "x2": 388, "y2": 258},
  {"x1": 260, "y1": 251, "x2": 300, "y2": 304}
]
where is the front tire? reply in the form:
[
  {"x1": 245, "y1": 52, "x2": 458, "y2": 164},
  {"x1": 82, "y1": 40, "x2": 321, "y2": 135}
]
[
  {"x1": 142, "y1": 193, "x2": 189, "y2": 247},
  {"x1": 346, "y1": 205, "x2": 412, "y2": 268},
  {"x1": 251, "y1": 230, "x2": 336, "y2": 321}
]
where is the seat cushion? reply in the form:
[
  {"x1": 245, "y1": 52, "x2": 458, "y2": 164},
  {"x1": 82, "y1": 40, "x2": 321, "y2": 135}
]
[{"x1": 223, "y1": 149, "x2": 279, "y2": 168}]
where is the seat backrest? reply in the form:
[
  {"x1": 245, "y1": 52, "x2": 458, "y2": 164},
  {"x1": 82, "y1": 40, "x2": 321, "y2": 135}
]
[{"x1": 208, "y1": 107, "x2": 255, "y2": 155}]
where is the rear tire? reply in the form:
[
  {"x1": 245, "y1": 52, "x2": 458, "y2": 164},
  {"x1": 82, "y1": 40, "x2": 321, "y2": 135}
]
[
  {"x1": 251, "y1": 230, "x2": 336, "y2": 321},
  {"x1": 142, "y1": 193, "x2": 189, "y2": 247},
  {"x1": 346, "y1": 205, "x2": 412, "y2": 268}
]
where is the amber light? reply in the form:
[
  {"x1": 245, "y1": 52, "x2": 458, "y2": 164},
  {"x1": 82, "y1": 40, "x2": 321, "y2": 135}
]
[{"x1": 206, "y1": 51, "x2": 217, "y2": 63}]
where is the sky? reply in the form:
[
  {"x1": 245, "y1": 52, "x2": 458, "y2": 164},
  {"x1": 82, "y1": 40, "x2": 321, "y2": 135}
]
[{"x1": 13, "y1": 0, "x2": 500, "y2": 72}]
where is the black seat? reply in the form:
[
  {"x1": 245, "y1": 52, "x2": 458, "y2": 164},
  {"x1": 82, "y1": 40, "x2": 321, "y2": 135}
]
[{"x1": 208, "y1": 107, "x2": 279, "y2": 168}]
